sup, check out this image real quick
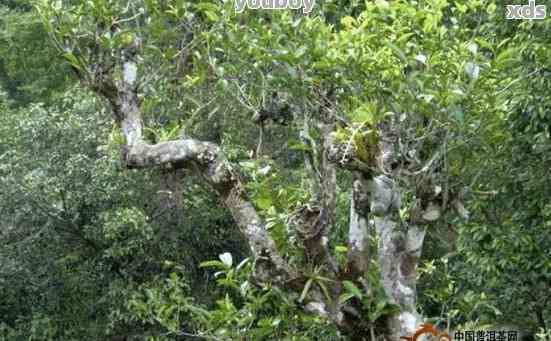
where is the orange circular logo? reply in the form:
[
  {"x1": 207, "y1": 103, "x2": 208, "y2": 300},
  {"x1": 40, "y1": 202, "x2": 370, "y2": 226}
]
[{"x1": 400, "y1": 323, "x2": 452, "y2": 341}]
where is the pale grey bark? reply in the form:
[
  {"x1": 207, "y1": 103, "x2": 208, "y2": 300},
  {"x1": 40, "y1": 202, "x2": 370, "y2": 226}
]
[
  {"x1": 369, "y1": 126, "x2": 427, "y2": 340},
  {"x1": 84, "y1": 50, "x2": 441, "y2": 339},
  {"x1": 346, "y1": 172, "x2": 370, "y2": 277},
  {"x1": 296, "y1": 116, "x2": 339, "y2": 274},
  {"x1": 369, "y1": 175, "x2": 425, "y2": 339},
  {"x1": 327, "y1": 119, "x2": 433, "y2": 339},
  {"x1": 101, "y1": 60, "x2": 298, "y2": 285}
]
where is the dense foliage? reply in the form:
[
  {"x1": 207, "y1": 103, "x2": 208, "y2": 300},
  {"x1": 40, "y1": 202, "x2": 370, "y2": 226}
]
[{"x1": 1, "y1": 0, "x2": 549, "y2": 340}]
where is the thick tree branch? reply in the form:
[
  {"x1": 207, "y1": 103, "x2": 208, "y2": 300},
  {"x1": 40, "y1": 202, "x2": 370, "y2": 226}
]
[
  {"x1": 296, "y1": 115, "x2": 339, "y2": 275},
  {"x1": 94, "y1": 59, "x2": 298, "y2": 286},
  {"x1": 346, "y1": 172, "x2": 371, "y2": 277},
  {"x1": 327, "y1": 118, "x2": 429, "y2": 338}
]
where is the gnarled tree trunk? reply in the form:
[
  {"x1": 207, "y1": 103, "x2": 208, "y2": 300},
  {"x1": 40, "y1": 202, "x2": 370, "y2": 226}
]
[
  {"x1": 78, "y1": 42, "x2": 445, "y2": 340},
  {"x1": 369, "y1": 174, "x2": 426, "y2": 339}
]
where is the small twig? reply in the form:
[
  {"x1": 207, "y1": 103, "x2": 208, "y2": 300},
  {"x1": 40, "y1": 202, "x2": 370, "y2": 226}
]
[
  {"x1": 112, "y1": 11, "x2": 143, "y2": 25},
  {"x1": 496, "y1": 68, "x2": 541, "y2": 95},
  {"x1": 255, "y1": 122, "x2": 264, "y2": 157},
  {"x1": 231, "y1": 81, "x2": 257, "y2": 112},
  {"x1": 160, "y1": 330, "x2": 222, "y2": 340},
  {"x1": 340, "y1": 121, "x2": 367, "y2": 166}
]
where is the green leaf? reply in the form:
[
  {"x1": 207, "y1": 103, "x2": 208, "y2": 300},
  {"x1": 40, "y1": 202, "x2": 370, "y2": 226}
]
[
  {"x1": 343, "y1": 280, "x2": 363, "y2": 299},
  {"x1": 63, "y1": 52, "x2": 82, "y2": 70},
  {"x1": 256, "y1": 196, "x2": 273, "y2": 210},
  {"x1": 385, "y1": 42, "x2": 407, "y2": 64},
  {"x1": 205, "y1": 11, "x2": 219, "y2": 22},
  {"x1": 339, "y1": 292, "x2": 356, "y2": 304},
  {"x1": 317, "y1": 280, "x2": 332, "y2": 302},
  {"x1": 299, "y1": 278, "x2": 313, "y2": 303},
  {"x1": 199, "y1": 260, "x2": 226, "y2": 269},
  {"x1": 335, "y1": 245, "x2": 348, "y2": 253}
]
